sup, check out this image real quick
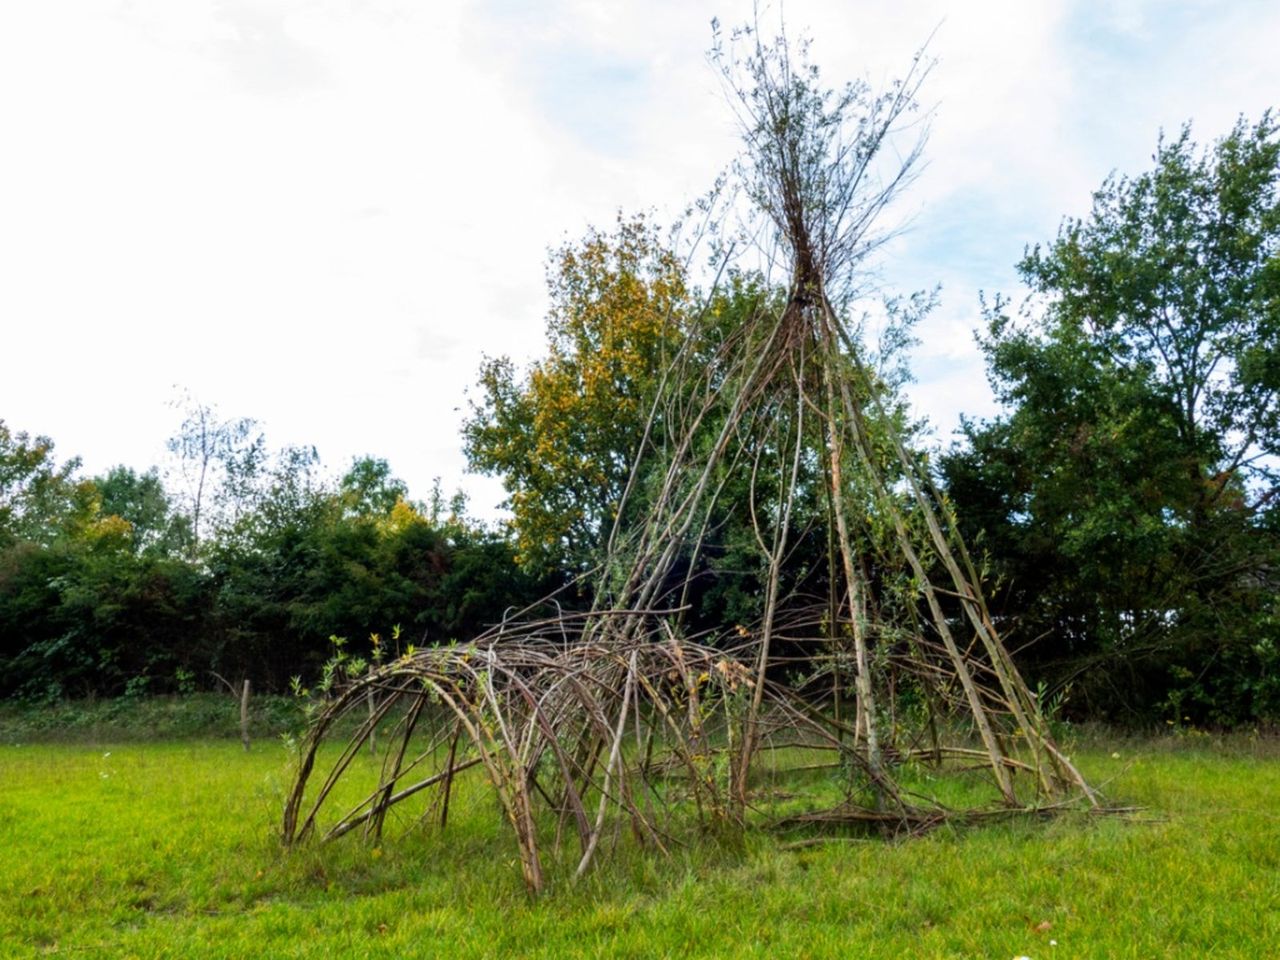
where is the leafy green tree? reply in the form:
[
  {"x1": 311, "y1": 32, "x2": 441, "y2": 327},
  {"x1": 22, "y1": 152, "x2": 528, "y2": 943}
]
[
  {"x1": 0, "y1": 427, "x2": 203, "y2": 698},
  {"x1": 93, "y1": 465, "x2": 191, "y2": 556},
  {"x1": 945, "y1": 114, "x2": 1280, "y2": 723},
  {"x1": 1019, "y1": 111, "x2": 1279, "y2": 505},
  {"x1": 0, "y1": 420, "x2": 88, "y2": 548},
  {"x1": 339, "y1": 457, "x2": 408, "y2": 518},
  {"x1": 0, "y1": 495, "x2": 209, "y2": 700}
]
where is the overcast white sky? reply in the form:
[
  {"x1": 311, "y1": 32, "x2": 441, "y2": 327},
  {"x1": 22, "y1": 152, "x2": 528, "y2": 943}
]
[{"x1": 2, "y1": 0, "x2": 1278, "y2": 515}]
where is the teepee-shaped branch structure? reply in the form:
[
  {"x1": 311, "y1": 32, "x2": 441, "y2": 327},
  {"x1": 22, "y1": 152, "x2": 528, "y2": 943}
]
[{"x1": 282, "y1": 21, "x2": 1100, "y2": 895}]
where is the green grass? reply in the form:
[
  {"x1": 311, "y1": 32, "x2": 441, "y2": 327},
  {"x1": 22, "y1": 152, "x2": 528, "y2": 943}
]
[
  {"x1": 1, "y1": 730, "x2": 1277, "y2": 958},
  {"x1": 0, "y1": 693, "x2": 306, "y2": 743}
]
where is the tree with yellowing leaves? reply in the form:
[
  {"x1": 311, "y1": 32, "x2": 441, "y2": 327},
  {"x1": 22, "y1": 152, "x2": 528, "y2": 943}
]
[{"x1": 464, "y1": 214, "x2": 690, "y2": 573}]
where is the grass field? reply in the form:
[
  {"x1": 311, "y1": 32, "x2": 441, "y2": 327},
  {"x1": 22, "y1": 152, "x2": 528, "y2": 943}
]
[{"x1": 1, "y1": 724, "x2": 1277, "y2": 958}]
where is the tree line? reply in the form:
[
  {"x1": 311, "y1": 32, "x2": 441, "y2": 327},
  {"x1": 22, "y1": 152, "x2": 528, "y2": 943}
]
[
  {"x1": 0, "y1": 412, "x2": 548, "y2": 700},
  {"x1": 3, "y1": 113, "x2": 1277, "y2": 725}
]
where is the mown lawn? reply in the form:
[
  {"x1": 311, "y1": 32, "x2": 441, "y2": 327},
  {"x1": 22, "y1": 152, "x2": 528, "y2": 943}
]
[{"x1": 0, "y1": 732, "x2": 1276, "y2": 958}]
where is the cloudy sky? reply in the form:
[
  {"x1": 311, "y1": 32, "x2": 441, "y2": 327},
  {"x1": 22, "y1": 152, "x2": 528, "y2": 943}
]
[{"x1": 2, "y1": 0, "x2": 1277, "y2": 514}]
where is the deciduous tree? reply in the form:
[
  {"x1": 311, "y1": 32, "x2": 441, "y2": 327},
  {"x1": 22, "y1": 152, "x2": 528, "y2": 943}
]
[
  {"x1": 463, "y1": 214, "x2": 690, "y2": 573},
  {"x1": 945, "y1": 114, "x2": 1280, "y2": 723}
]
